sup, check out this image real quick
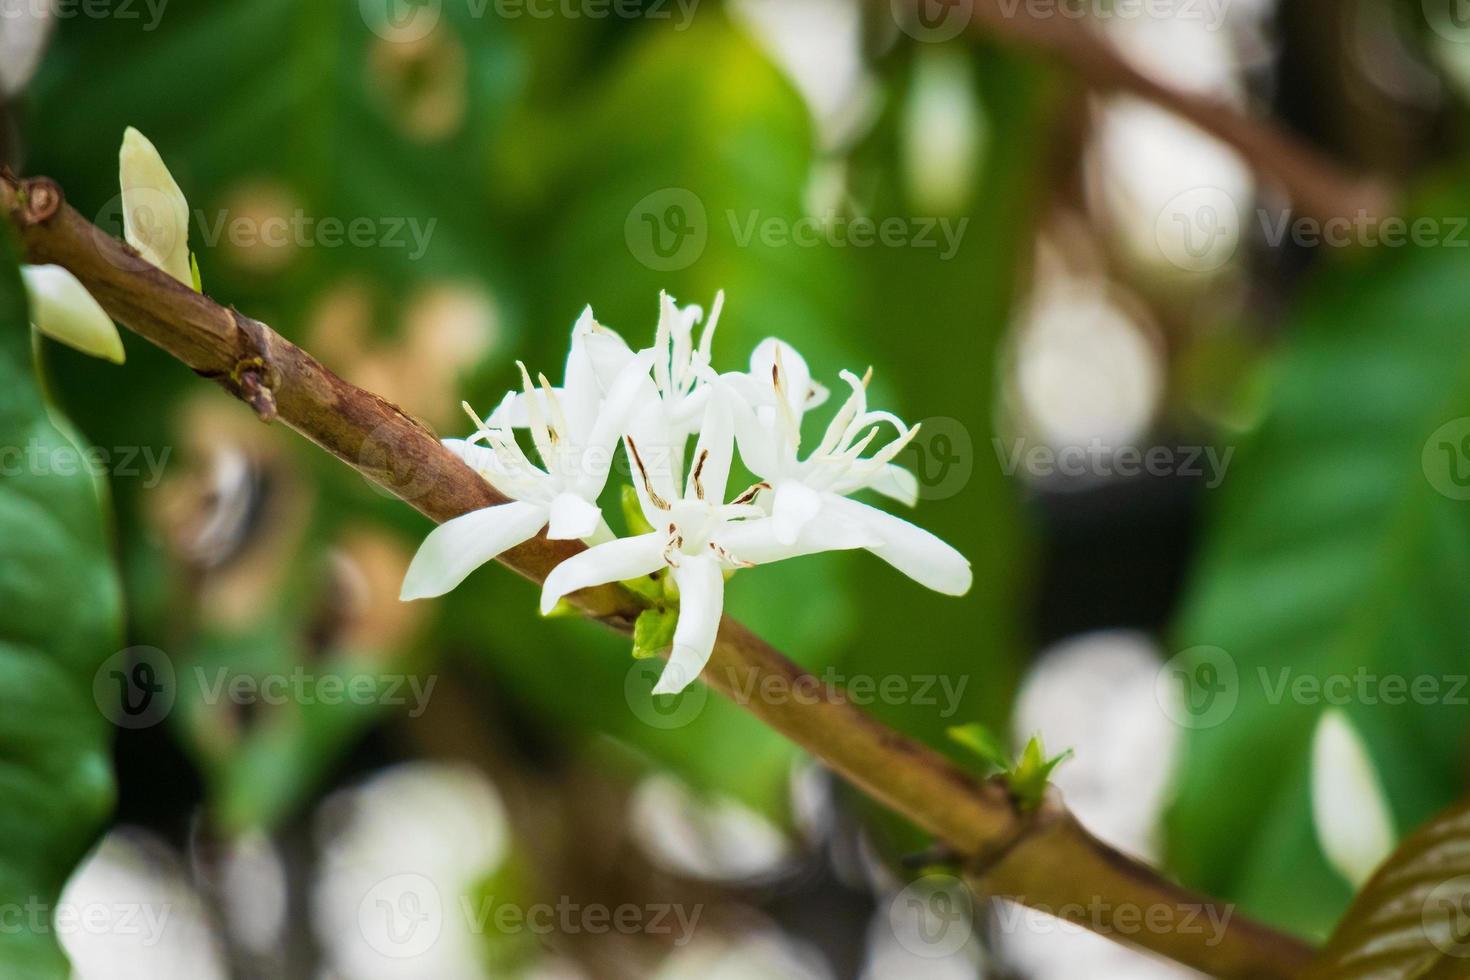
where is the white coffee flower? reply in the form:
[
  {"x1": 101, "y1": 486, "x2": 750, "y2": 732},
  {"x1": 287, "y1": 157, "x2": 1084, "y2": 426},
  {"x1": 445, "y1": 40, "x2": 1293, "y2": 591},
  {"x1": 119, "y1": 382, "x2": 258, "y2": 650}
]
[
  {"x1": 541, "y1": 386, "x2": 874, "y2": 694},
  {"x1": 729, "y1": 351, "x2": 969, "y2": 596},
  {"x1": 401, "y1": 291, "x2": 973, "y2": 694},
  {"x1": 400, "y1": 327, "x2": 655, "y2": 601}
]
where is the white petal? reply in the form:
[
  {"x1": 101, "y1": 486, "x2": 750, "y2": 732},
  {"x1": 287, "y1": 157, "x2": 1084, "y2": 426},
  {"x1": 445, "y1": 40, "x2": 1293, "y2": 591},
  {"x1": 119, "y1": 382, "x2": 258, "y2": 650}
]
[
  {"x1": 546, "y1": 491, "x2": 602, "y2": 540},
  {"x1": 771, "y1": 480, "x2": 822, "y2": 544},
  {"x1": 540, "y1": 533, "x2": 664, "y2": 614},
  {"x1": 21, "y1": 265, "x2": 126, "y2": 364},
  {"x1": 714, "y1": 506, "x2": 878, "y2": 566},
  {"x1": 582, "y1": 328, "x2": 638, "y2": 388},
  {"x1": 868, "y1": 464, "x2": 920, "y2": 506},
  {"x1": 119, "y1": 127, "x2": 193, "y2": 287},
  {"x1": 575, "y1": 348, "x2": 657, "y2": 496},
  {"x1": 624, "y1": 406, "x2": 682, "y2": 524},
  {"x1": 442, "y1": 437, "x2": 542, "y2": 501},
  {"x1": 400, "y1": 501, "x2": 547, "y2": 601},
  {"x1": 1311, "y1": 710, "x2": 1395, "y2": 888},
  {"x1": 561, "y1": 313, "x2": 603, "y2": 439},
  {"x1": 685, "y1": 385, "x2": 734, "y2": 504},
  {"x1": 826, "y1": 496, "x2": 972, "y2": 595},
  {"x1": 726, "y1": 379, "x2": 780, "y2": 479},
  {"x1": 654, "y1": 554, "x2": 725, "y2": 695},
  {"x1": 750, "y1": 337, "x2": 819, "y2": 420}
]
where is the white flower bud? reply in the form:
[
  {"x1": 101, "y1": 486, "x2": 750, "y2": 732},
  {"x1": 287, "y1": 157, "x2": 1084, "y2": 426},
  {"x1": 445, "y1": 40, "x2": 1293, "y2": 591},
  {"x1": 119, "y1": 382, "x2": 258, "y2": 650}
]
[
  {"x1": 21, "y1": 264, "x2": 125, "y2": 365},
  {"x1": 119, "y1": 127, "x2": 194, "y2": 288}
]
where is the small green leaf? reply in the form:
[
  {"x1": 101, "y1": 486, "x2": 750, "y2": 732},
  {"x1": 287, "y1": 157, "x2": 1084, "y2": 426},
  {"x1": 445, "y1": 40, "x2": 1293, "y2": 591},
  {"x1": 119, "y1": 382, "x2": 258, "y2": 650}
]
[
  {"x1": 621, "y1": 484, "x2": 654, "y2": 537},
  {"x1": 632, "y1": 607, "x2": 678, "y2": 660},
  {"x1": 541, "y1": 598, "x2": 578, "y2": 619},
  {"x1": 947, "y1": 722, "x2": 1010, "y2": 773},
  {"x1": 189, "y1": 252, "x2": 202, "y2": 293},
  {"x1": 1009, "y1": 736, "x2": 1072, "y2": 810}
]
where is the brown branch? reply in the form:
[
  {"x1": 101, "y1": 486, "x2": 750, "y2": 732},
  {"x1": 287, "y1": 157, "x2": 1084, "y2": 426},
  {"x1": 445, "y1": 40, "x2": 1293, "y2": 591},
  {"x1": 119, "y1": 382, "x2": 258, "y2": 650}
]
[
  {"x1": 2, "y1": 174, "x2": 1314, "y2": 980},
  {"x1": 925, "y1": 0, "x2": 1396, "y2": 222}
]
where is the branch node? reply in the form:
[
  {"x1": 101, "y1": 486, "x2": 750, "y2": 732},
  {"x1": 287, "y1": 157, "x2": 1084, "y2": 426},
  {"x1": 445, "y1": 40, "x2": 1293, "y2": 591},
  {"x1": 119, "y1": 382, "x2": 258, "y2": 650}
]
[
  {"x1": 16, "y1": 177, "x2": 62, "y2": 226},
  {"x1": 233, "y1": 357, "x2": 278, "y2": 423}
]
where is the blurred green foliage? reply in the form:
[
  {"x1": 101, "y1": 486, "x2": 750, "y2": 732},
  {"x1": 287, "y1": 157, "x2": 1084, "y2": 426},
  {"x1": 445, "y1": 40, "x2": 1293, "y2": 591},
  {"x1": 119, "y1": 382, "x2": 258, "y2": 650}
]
[{"x1": 0, "y1": 237, "x2": 122, "y2": 978}]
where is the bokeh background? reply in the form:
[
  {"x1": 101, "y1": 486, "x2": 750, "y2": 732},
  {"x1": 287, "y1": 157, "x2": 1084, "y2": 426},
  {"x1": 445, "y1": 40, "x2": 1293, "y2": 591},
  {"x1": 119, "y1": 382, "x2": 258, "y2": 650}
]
[{"x1": 3, "y1": 0, "x2": 1470, "y2": 977}]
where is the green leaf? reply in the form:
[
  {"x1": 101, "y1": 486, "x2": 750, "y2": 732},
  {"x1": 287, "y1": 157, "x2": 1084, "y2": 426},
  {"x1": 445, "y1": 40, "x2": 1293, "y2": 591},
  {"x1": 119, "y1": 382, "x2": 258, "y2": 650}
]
[
  {"x1": 1008, "y1": 736, "x2": 1071, "y2": 811},
  {"x1": 1301, "y1": 795, "x2": 1470, "y2": 979},
  {"x1": 632, "y1": 607, "x2": 678, "y2": 661},
  {"x1": 1167, "y1": 218, "x2": 1470, "y2": 935},
  {"x1": 0, "y1": 234, "x2": 123, "y2": 978},
  {"x1": 947, "y1": 722, "x2": 1010, "y2": 772}
]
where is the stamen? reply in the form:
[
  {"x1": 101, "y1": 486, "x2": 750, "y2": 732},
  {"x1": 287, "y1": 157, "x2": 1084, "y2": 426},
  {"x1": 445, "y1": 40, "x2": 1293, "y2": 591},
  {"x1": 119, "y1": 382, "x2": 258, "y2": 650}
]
[
  {"x1": 626, "y1": 437, "x2": 670, "y2": 511},
  {"x1": 710, "y1": 540, "x2": 755, "y2": 569},
  {"x1": 537, "y1": 372, "x2": 566, "y2": 445},
  {"x1": 691, "y1": 449, "x2": 709, "y2": 500},
  {"x1": 730, "y1": 481, "x2": 770, "y2": 506},
  {"x1": 663, "y1": 524, "x2": 683, "y2": 568}
]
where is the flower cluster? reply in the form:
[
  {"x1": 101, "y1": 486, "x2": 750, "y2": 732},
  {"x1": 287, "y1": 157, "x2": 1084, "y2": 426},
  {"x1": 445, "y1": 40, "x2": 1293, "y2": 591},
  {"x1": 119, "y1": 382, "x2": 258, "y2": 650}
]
[{"x1": 400, "y1": 295, "x2": 972, "y2": 695}]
